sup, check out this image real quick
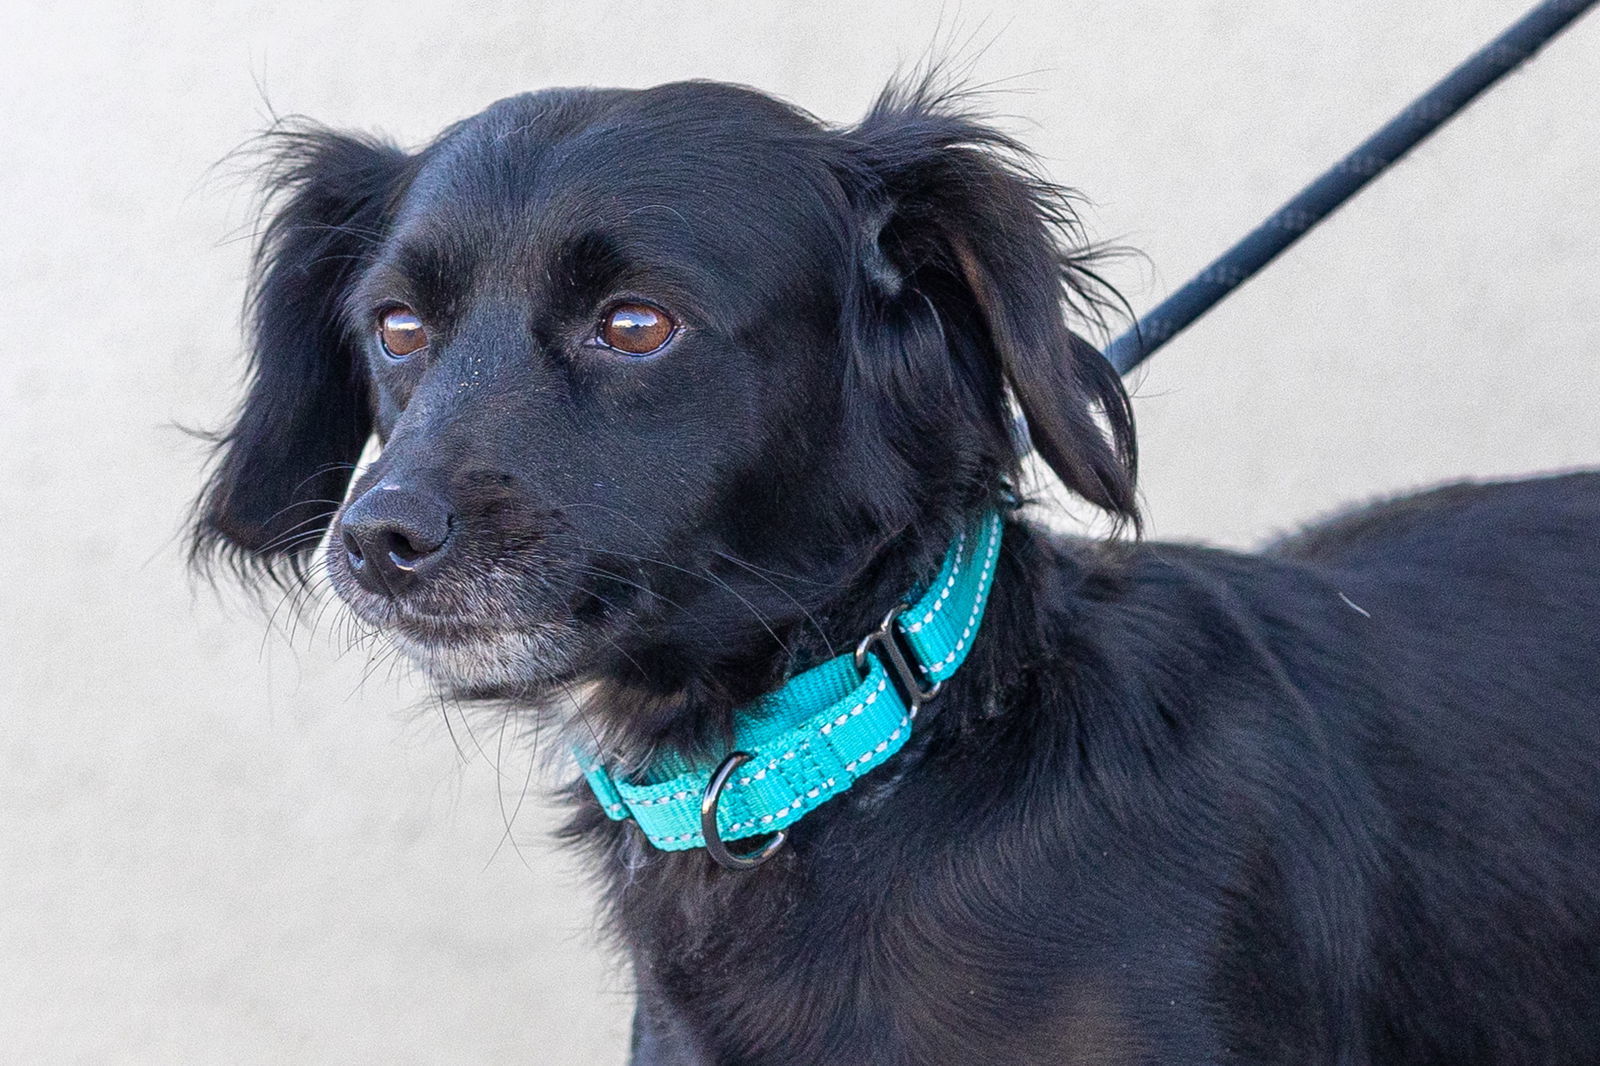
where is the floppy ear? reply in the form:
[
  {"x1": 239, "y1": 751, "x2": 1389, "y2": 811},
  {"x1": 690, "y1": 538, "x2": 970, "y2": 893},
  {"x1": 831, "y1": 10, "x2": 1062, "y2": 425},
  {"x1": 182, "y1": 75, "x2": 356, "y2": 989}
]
[
  {"x1": 842, "y1": 81, "x2": 1139, "y2": 528},
  {"x1": 193, "y1": 126, "x2": 410, "y2": 581}
]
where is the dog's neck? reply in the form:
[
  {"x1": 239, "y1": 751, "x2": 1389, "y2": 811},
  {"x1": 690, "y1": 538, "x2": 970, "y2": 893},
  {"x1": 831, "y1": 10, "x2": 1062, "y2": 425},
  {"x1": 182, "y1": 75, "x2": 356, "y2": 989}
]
[
  {"x1": 563, "y1": 511, "x2": 984, "y2": 778},
  {"x1": 557, "y1": 512, "x2": 1052, "y2": 861}
]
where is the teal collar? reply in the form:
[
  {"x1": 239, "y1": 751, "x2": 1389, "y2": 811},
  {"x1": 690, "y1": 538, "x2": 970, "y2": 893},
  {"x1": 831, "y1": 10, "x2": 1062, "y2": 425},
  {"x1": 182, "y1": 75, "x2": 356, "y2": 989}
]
[{"x1": 576, "y1": 510, "x2": 1003, "y2": 867}]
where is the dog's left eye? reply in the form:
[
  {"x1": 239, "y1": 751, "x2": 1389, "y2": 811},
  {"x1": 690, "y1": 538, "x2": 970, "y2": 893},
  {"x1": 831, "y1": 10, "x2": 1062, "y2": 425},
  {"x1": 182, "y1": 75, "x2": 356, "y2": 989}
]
[
  {"x1": 596, "y1": 302, "x2": 676, "y2": 356},
  {"x1": 377, "y1": 306, "x2": 429, "y2": 360}
]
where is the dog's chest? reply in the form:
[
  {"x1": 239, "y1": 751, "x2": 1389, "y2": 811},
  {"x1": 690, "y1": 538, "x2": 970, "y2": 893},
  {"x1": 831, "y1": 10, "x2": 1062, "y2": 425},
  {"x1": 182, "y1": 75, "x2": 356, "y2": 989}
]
[
  {"x1": 635, "y1": 938, "x2": 1155, "y2": 1066},
  {"x1": 621, "y1": 850, "x2": 1199, "y2": 1066}
]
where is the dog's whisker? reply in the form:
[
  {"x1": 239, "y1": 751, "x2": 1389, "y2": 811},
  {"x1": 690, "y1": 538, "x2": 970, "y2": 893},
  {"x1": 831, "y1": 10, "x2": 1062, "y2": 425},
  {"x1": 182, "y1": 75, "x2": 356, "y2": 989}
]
[
  {"x1": 578, "y1": 545, "x2": 795, "y2": 659},
  {"x1": 249, "y1": 505, "x2": 344, "y2": 547},
  {"x1": 561, "y1": 581, "x2": 654, "y2": 682},
  {"x1": 564, "y1": 562, "x2": 688, "y2": 614},
  {"x1": 709, "y1": 549, "x2": 836, "y2": 657},
  {"x1": 483, "y1": 702, "x2": 538, "y2": 874},
  {"x1": 707, "y1": 547, "x2": 848, "y2": 589},
  {"x1": 432, "y1": 687, "x2": 469, "y2": 765}
]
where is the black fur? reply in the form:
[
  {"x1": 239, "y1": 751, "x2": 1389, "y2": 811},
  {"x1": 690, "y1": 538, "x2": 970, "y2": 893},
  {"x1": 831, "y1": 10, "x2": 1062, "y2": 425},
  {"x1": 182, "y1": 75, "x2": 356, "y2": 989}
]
[{"x1": 193, "y1": 78, "x2": 1600, "y2": 1064}]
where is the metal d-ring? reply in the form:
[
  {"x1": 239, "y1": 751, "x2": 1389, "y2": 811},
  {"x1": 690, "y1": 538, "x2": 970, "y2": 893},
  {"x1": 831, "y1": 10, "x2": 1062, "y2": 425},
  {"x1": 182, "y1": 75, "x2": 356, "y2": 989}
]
[{"x1": 700, "y1": 751, "x2": 787, "y2": 871}]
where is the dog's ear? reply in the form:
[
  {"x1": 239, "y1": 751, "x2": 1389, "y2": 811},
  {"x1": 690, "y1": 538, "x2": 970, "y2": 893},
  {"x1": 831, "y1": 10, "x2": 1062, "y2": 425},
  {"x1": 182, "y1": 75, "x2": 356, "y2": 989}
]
[
  {"x1": 193, "y1": 126, "x2": 410, "y2": 581},
  {"x1": 841, "y1": 80, "x2": 1138, "y2": 528}
]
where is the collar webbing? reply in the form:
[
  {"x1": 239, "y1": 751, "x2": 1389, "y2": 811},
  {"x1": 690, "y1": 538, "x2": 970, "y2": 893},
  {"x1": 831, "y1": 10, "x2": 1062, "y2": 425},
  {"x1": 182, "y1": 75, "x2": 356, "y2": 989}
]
[{"x1": 575, "y1": 510, "x2": 1003, "y2": 853}]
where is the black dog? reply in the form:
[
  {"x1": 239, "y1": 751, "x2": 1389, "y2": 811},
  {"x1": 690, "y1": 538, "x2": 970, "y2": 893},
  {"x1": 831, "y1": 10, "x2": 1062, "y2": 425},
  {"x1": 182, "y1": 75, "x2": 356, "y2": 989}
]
[{"x1": 193, "y1": 78, "x2": 1600, "y2": 1064}]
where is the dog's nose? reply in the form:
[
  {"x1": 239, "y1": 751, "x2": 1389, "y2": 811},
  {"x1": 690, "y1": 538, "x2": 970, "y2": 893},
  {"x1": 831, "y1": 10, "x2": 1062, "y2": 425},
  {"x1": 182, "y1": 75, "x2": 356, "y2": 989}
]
[{"x1": 338, "y1": 485, "x2": 454, "y2": 596}]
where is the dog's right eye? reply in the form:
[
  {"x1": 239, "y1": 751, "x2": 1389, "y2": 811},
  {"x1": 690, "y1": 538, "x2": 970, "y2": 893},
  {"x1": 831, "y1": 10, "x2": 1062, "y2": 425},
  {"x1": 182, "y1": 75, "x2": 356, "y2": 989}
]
[
  {"x1": 377, "y1": 307, "x2": 429, "y2": 360},
  {"x1": 597, "y1": 302, "x2": 676, "y2": 356}
]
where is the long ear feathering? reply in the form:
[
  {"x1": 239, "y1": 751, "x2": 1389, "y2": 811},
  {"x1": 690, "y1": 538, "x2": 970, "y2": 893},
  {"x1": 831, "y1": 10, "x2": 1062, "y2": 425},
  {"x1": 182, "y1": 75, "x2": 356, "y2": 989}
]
[
  {"x1": 190, "y1": 122, "x2": 412, "y2": 587},
  {"x1": 840, "y1": 72, "x2": 1140, "y2": 531}
]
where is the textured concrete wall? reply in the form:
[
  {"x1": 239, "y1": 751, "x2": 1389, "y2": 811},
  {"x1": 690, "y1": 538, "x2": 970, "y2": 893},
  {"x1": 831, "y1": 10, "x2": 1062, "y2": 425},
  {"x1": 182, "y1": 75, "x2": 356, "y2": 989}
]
[{"x1": 2, "y1": 1, "x2": 1595, "y2": 1060}]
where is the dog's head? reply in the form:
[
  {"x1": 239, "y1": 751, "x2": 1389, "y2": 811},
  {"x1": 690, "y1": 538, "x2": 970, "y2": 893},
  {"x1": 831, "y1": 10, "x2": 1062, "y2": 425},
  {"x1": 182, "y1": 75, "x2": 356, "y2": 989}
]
[{"x1": 193, "y1": 79, "x2": 1136, "y2": 744}]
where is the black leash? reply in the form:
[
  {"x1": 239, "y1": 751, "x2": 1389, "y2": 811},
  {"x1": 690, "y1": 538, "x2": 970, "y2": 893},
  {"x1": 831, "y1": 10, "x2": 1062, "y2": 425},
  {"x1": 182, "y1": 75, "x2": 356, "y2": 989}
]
[{"x1": 1103, "y1": 0, "x2": 1598, "y2": 375}]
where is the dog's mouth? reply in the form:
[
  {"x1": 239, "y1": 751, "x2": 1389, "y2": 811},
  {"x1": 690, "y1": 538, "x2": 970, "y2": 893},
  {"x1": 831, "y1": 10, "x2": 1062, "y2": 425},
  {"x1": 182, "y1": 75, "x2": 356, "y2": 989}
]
[
  {"x1": 327, "y1": 552, "x2": 592, "y2": 696},
  {"x1": 385, "y1": 617, "x2": 580, "y2": 693}
]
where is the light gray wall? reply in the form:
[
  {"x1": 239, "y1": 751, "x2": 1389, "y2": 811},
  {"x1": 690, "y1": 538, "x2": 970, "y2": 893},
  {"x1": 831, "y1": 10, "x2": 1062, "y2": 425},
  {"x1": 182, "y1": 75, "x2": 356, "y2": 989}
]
[{"x1": 2, "y1": 1, "x2": 1595, "y2": 1060}]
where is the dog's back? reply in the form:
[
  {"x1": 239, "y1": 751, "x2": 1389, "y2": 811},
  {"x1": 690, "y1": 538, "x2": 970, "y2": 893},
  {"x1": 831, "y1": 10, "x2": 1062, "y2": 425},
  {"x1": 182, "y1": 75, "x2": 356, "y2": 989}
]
[{"x1": 1262, "y1": 472, "x2": 1600, "y2": 1061}]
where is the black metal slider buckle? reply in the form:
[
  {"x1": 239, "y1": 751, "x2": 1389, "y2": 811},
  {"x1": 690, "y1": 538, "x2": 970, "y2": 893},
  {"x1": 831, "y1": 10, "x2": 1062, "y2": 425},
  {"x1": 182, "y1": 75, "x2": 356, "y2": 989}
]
[{"x1": 853, "y1": 605, "x2": 942, "y2": 715}]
